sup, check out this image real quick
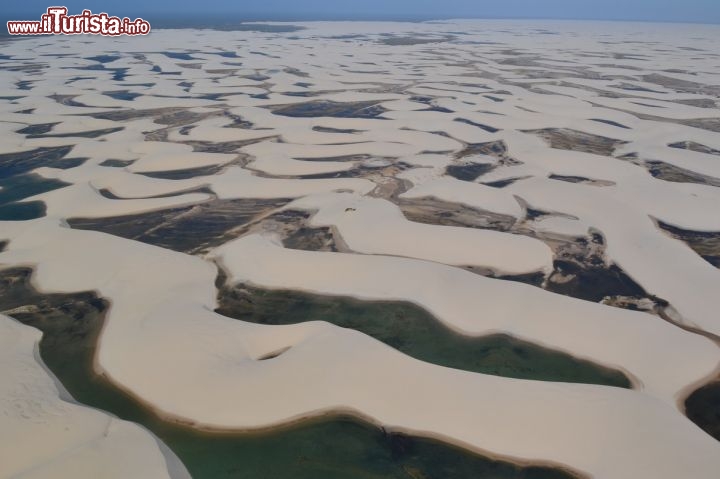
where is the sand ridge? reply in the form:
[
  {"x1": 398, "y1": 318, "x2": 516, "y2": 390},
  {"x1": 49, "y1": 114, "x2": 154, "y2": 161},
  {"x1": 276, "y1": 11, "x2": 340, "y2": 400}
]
[{"x1": 1, "y1": 19, "x2": 720, "y2": 479}]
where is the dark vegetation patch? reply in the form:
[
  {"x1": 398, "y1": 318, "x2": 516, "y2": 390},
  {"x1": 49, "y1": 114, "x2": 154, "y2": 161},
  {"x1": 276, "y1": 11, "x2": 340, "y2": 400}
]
[
  {"x1": 589, "y1": 118, "x2": 631, "y2": 129},
  {"x1": 549, "y1": 175, "x2": 592, "y2": 184},
  {"x1": 671, "y1": 98, "x2": 716, "y2": 108},
  {"x1": 271, "y1": 100, "x2": 387, "y2": 119},
  {"x1": 685, "y1": 380, "x2": 720, "y2": 442},
  {"x1": 400, "y1": 196, "x2": 667, "y2": 313},
  {"x1": 163, "y1": 52, "x2": 197, "y2": 60},
  {"x1": 86, "y1": 54, "x2": 121, "y2": 63},
  {"x1": 68, "y1": 198, "x2": 291, "y2": 255},
  {"x1": 283, "y1": 224, "x2": 337, "y2": 252},
  {"x1": 400, "y1": 197, "x2": 517, "y2": 231},
  {"x1": 455, "y1": 117, "x2": 501, "y2": 133},
  {"x1": 445, "y1": 162, "x2": 496, "y2": 182},
  {"x1": 524, "y1": 128, "x2": 628, "y2": 156},
  {"x1": 645, "y1": 161, "x2": 720, "y2": 187},
  {"x1": 454, "y1": 140, "x2": 518, "y2": 164},
  {"x1": 312, "y1": 126, "x2": 364, "y2": 134},
  {"x1": 483, "y1": 177, "x2": 527, "y2": 188},
  {"x1": 669, "y1": 141, "x2": 720, "y2": 156},
  {"x1": 266, "y1": 210, "x2": 338, "y2": 252},
  {"x1": 678, "y1": 118, "x2": 720, "y2": 133},
  {"x1": 103, "y1": 90, "x2": 143, "y2": 101},
  {"x1": 641, "y1": 73, "x2": 720, "y2": 97},
  {"x1": 616, "y1": 153, "x2": 720, "y2": 187},
  {"x1": 282, "y1": 91, "x2": 321, "y2": 98},
  {"x1": 97, "y1": 186, "x2": 214, "y2": 200},
  {"x1": 611, "y1": 82, "x2": 663, "y2": 93},
  {"x1": 549, "y1": 175, "x2": 614, "y2": 186},
  {"x1": 591, "y1": 104, "x2": 720, "y2": 134},
  {"x1": 183, "y1": 136, "x2": 274, "y2": 154},
  {"x1": 86, "y1": 107, "x2": 194, "y2": 122},
  {"x1": 64, "y1": 64, "x2": 129, "y2": 81},
  {"x1": 136, "y1": 164, "x2": 227, "y2": 180},
  {"x1": 27, "y1": 126, "x2": 124, "y2": 139},
  {"x1": 99, "y1": 159, "x2": 135, "y2": 167},
  {"x1": 657, "y1": 221, "x2": 720, "y2": 268},
  {"x1": 378, "y1": 35, "x2": 455, "y2": 46},
  {"x1": 15, "y1": 122, "x2": 60, "y2": 135}
]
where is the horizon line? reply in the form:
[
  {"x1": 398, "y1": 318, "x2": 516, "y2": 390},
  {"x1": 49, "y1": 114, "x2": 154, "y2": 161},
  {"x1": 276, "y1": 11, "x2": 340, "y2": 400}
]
[{"x1": 3, "y1": 11, "x2": 719, "y2": 27}]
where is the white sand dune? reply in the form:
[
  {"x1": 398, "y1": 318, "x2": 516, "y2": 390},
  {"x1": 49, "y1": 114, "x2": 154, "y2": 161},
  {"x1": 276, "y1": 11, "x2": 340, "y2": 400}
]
[
  {"x1": 0, "y1": 221, "x2": 718, "y2": 479},
  {"x1": 507, "y1": 177, "x2": 720, "y2": 335},
  {"x1": 28, "y1": 183, "x2": 211, "y2": 219},
  {"x1": 400, "y1": 176, "x2": 525, "y2": 218},
  {"x1": 1, "y1": 18, "x2": 720, "y2": 479},
  {"x1": 0, "y1": 316, "x2": 186, "y2": 479},
  {"x1": 213, "y1": 234, "x2": 717, "y2": 404},
  {"x1": 288, "y1": 192, "x2": 552, "y2": 274}
]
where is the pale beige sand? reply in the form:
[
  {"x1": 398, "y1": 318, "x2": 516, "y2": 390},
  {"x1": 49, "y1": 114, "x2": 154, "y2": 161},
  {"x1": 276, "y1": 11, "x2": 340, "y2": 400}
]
[
  {"x1": 1, "y1": 19, "x2": 720, "y2": 479},
  {"x1": 0, "y1": 316, "x2": 186, "y2": 479}
]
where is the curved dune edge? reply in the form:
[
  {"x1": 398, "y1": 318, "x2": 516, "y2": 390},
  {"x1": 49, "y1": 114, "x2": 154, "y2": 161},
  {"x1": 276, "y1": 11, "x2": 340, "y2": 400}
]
[
  {"x1": 1, "y1": 219, "x2": 719, "y2": 479},
  {"x1": 1, "y1": 19, "x2": 720, "y2": 479},
  {"x1": 0, "y1": 315, "x2": 186, "y2": 479},
  {"x1": 74, "y1": 348, "x2": 592, "y2": 479},
  {"x1": 213, "y1": 233, "x2": 717, "y2": 403},
  {"x1": 286, "y1": 192, "x2": 554, "y2": 275}
]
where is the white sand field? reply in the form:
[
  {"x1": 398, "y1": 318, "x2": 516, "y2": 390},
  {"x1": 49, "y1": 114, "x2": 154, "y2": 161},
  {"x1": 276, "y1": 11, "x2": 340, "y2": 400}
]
[
  {"x1": 1, "y1": 19, "x2": 719, "y2": 479},
  {"x1": 0, "y1": 315, "x2": 188, "y2": 479}
]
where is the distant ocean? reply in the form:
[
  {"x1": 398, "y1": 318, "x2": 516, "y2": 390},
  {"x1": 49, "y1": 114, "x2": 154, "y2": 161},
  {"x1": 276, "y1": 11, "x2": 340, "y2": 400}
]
[
  {"x1": 3, "y1": 12, "x2": 716, "y2": 37},
  {"x1": 0, "y1": 12, "x2": 443, "y2": 36}
]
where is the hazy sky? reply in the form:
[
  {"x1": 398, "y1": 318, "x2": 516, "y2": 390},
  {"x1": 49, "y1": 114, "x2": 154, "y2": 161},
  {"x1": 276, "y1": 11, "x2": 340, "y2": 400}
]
[{"x1": 5, "y1": 0, "x2": 720, "y2": 24}]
